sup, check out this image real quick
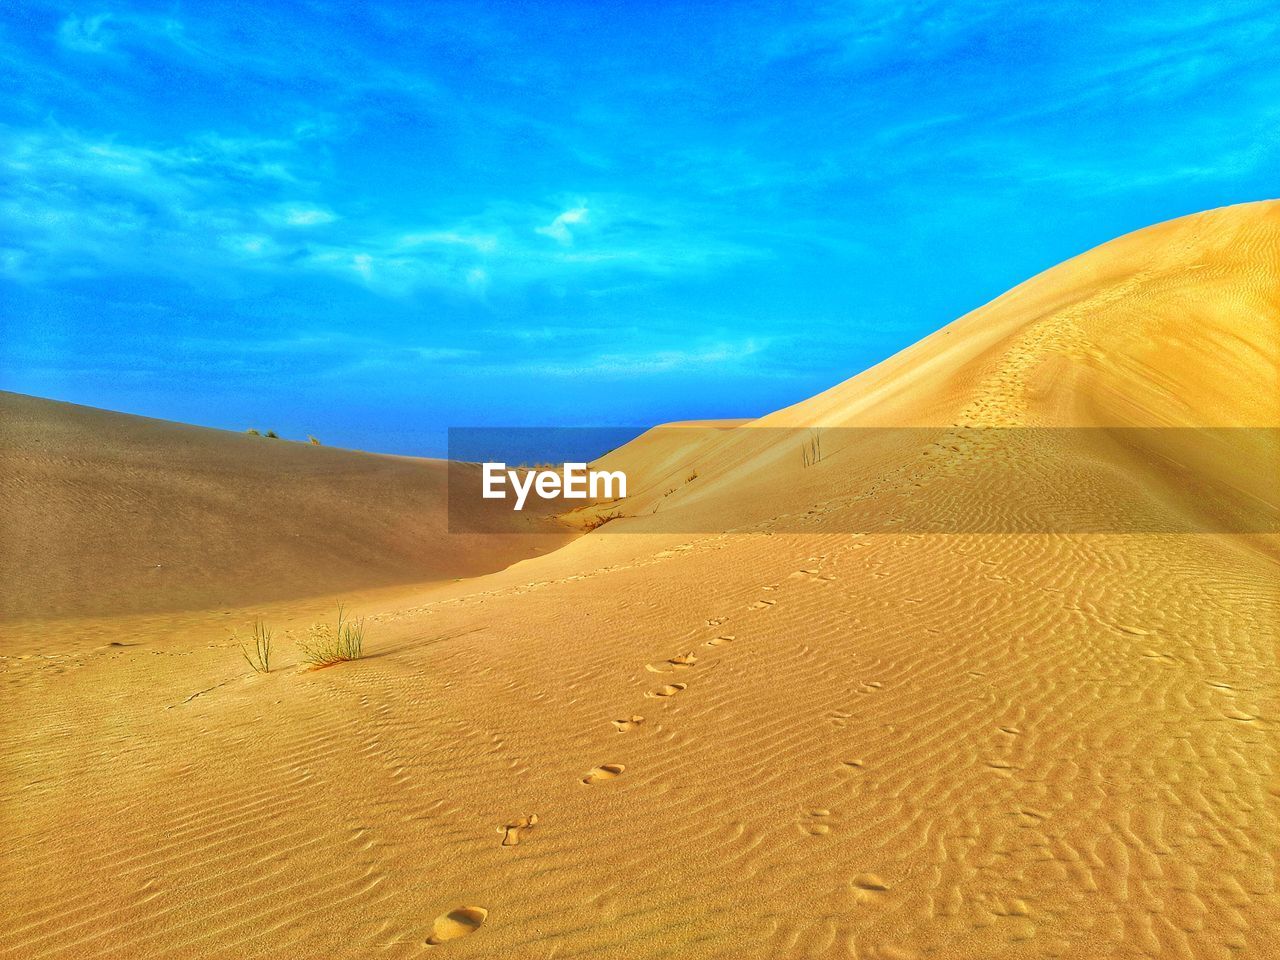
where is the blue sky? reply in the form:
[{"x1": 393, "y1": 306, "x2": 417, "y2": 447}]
[{"x1": 3, "y1": 1, "x2": 1278, "y2": 454}]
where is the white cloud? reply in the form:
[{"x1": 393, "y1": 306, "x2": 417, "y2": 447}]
[
  {"x1": 524, "y1": 338, "x2": 769, "y2": 377},
  {"x1": 351, "y1": 253, "x2": 373, "y2": 279},
  {"x1": 281, "y1": 206, "x2": 337, "y2": 226},
  {"x1": 56, "y1": 14, "x2": 115, "y2": 53},
  {"x1": 536, "y1": 205, "x2": 589, "y2": 244},
  {"x1": 55, "y1": 11, "x2": 188, "y2": 56},
  {"x1": 400, "y1": 230, "x2": 498, "y2": 253}
]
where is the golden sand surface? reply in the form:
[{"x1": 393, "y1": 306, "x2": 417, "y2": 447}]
[{"x1": 1, "y1": 202, "x2": 1277, "y2": 958}]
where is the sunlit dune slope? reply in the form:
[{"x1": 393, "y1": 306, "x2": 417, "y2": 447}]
[
  {"x1": 2, "y1": 203, "x2": 1278, "y2": 960},
  {"x1": 593, "y1": 201, "x2": 1279, "y2": 534},
  {"x1": 0, "y1": 393, "x2": 568, "y2": 620}
]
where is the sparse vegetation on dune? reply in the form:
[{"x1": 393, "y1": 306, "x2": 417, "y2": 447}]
[
  {"x1": 264, "y1": 430, "x2": 279, "y2": 439},
  {"x1": 582, "y1": 510, "x2": 623, "y2": 532},
  {"x1": 237, "y1": 619, "x2": 272, "y2": 673},
  {"x1": 245, "y1": 428, "x2": 260, "y2": 436},
  {"x1": 801, "y1": 428, "x2": 824, "y2": 467},
  {"x1": 297, "y1": 603, "x2": 366, "y2": 666},
  {"x1": 308, "y1": 435, "x2": 321, "y2": 445}
]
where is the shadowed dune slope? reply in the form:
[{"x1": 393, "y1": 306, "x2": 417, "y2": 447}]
[{"x1": 0, "y1": 393, "x2": 569, "y2": 620}]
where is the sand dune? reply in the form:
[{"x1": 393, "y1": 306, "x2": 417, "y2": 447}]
[
  {"x1": 0, "y1": 393, "x2": 570, "y2": 621},
  {"x1": 2, "y1": 202, "x2": 1278, "y2": 959}
]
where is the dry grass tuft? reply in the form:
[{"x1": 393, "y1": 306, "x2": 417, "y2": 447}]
[
  {"x1": 297, "y1": 603, "x2": 366, "y2": 666},
  {"x1": 238, "y1": 619, "x2": 273, "y2": 673},
  {"x1": 801, "y1": 428, "x2": 824, "y2": 468}
]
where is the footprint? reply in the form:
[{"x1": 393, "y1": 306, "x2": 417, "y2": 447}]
[
  {"x1": 501, "y1": 814, "x2": 538, "y2": 847},
  {"x1": 799, "y1": 808, "x2": 833, "y2": 836},
  {"x1": 1224, "y1": 709, "x2": 1258, "y2": 722},
  {"x1": 840, "y1": 759, "x2": 865, "y2": 770},
  {"x1": 789, "y1": 568, "x2": 834, "y2": 582},
  {"x1": 646, "y1": 683, "x2": 687, "y2": 698},
  {"x1": 851, "y1": 874, "x2": 889, "y2": 900},
  {"x1": 612, "y1": 716, "x2": 645, "y2": 732},
  {"x1": 426, "y1": 906, "x2": 488, "y2": 944},
  {"x1": 705, "y1": 635, "x2": 735, "y2": 646},
  {"x1": 582, "y1": 763, "x2": 625, "y2": 785},
  {"x1": 647, "y1": 653, "x2": 697, "y2": 673}
]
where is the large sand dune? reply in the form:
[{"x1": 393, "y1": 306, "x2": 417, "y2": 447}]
[
  {"x1": 0, "y1": 394, "x2": 569, "y2": 621},
  {"x1": 2, "y1": 202, "x2": 1277, "y2": 959}
]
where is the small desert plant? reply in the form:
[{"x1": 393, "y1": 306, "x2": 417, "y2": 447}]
[
  {"x1": 238, "y1": 619, "x2": 273, "y2": 673},
  {"x1": 297, "y1": 603, "x2": 365, "y2": 666},
  {"x1": 265, "y1": 429, "x2": 279, "y2": 439},
  {"x1": 245, "y1": 428, "x2": 261, "y2": 436},
  {"x1": 583, "y1": 510, "x2": 623, "y2": 532},
  {"x1": 801, "y1": 428, "x2": 824, "y2": 468},
  {"x1": 308, "y1": 435, "x2": 321, "y2": 445},
  {"x1": 686, "y1": 469, "x2": 698, "y2": 483}
]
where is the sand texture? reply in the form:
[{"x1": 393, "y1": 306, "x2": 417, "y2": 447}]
[{"x1": 2, "y1": 202, "x2": 1278, "y2": 958}]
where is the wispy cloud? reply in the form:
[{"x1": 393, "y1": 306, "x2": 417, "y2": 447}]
[
  {"x1": 5, "y1": 0, "x2": 1279, "y2": 445},
  {"x1": 536, "y1": 205, "x2": 590, "y2": 244},
  {"x1": 519, "y1": 338, "x2": 771, "y2": 378},
  {"x1": 1, "y1": 123, "x2": 757, "y2": 294}
]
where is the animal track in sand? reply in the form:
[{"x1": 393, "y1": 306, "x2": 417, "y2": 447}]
[
  {"x1": 426, "y1": 906, "x2": 488, "y2": 944},
  {"x1": 705, "y1": 635, "x2": 735, "y2": 646},
  {"x1": 646, "y1": 683, "x2": 687, "y2": 698},
  {"x1": 612, "y1": 716, "x2": 644, "y2": 732},
  {"x1": 582, "y1": 764, "x2": 625, "y2": 785},
  {"x1": 501, "y1": 814, "x2": 538, "y2": 846}
]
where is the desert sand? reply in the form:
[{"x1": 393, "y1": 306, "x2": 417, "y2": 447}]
[{"x1": 2, "y1": 201, "x2": 1277, "y2": 959}]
